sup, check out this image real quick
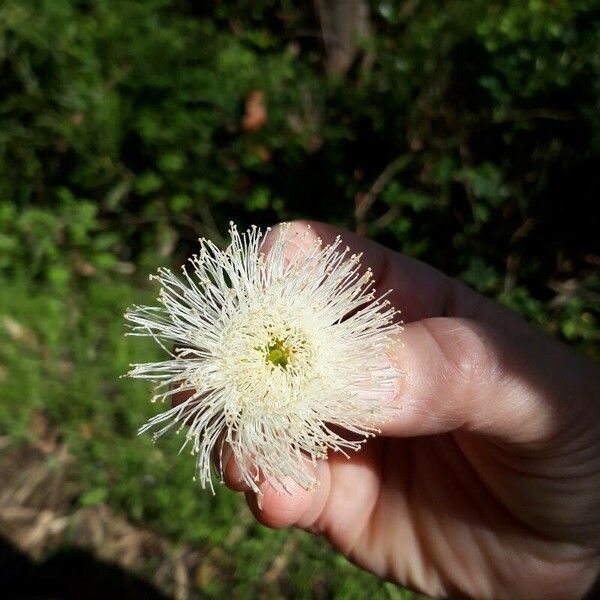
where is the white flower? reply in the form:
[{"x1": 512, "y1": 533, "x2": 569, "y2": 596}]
[{"x1": 125, "y1": 223, "x2": 402, "y2": 494}]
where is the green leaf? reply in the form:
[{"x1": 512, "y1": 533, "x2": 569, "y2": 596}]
[{"x1": 79, "y1": 487, "x2": 108, "y2": 507}]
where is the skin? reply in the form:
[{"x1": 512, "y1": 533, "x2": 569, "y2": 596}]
[{"x1": 178, "y1": 221, "x2": 600, "y2": 599}]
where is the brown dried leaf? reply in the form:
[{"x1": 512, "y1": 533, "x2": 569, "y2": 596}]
[{"x1": 242, "y1": 90, "x2": 268, "y2": 132}]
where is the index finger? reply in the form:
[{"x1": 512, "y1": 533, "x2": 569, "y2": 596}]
[{"x1": 265, "y1": 220, "x2": 455, "y2": 323}]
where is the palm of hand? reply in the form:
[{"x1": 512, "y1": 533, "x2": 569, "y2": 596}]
[{"x1": 290, "y1": 433, "x2": 596, "y2": 599}]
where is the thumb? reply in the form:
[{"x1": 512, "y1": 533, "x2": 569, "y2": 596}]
[{"x1": 381, "y1": 315, "x2": 594, "y2": 445}]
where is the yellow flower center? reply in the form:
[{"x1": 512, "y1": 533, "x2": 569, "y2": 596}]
[{"x1": 265, "y1": 338, "x2": 291, "y2": 369}]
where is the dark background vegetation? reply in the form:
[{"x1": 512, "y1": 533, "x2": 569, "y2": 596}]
[{"x1": 0, "y1": 1, "x2": 598, "y2": 598}]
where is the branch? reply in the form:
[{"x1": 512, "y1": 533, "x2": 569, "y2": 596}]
[{"x1": 355, "y1": 154, "x2": 411, "y2": 226}]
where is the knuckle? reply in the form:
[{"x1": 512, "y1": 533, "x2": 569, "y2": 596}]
[{"x1": 426, "y1": 318, "x2": 496, "y2": 390}]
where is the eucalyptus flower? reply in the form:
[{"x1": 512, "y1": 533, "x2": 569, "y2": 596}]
[{"x1": 125, "y1": 223, "x2": 402, "y2": 493}]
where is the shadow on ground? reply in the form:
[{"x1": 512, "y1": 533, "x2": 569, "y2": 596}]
[{"x1": 0, "y1": 536, "x2": 168, "y2": 600}]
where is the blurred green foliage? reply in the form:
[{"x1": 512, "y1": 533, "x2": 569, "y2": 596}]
[
  {"x1": 1, "y1": 0, "x2": 598, "y2": 349},
  {"x1": 0, "y1": 0, "x2": 598, "y2": 597}
]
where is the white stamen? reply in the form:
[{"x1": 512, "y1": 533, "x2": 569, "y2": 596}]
[{"x1": 125, "y1": 224, "x2": 403, "y2": 494}]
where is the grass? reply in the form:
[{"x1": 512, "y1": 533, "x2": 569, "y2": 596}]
[{"x1": 0, "y1": 272, "x2": 422, "y2": 599}]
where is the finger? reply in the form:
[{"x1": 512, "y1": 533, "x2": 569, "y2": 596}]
[
  {"x1": 381, "y1": 315, "x2": 597, "y2": 444},
  {"x1": 244, "y1": 460, "x2": 331, "y2": 530},
  {"x1": 171, "y1": 385, "x2": 194, "y2": 407},
  {"x1": 263, "y1": 220, "x2": 454, "y2": 322},
  {"x1": 222, "y1": 444, "x2": 255, "y2": 492},
  {"x1": 267, "y1": 220, "x2": 544, "y2": 334},
  {"x1": 243, "y1": 440, "x2": 383, "y2": 546}
]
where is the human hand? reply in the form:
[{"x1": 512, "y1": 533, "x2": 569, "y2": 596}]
[{"x1": 192, "y1": 221, "x2": 600, "y2": 599}]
